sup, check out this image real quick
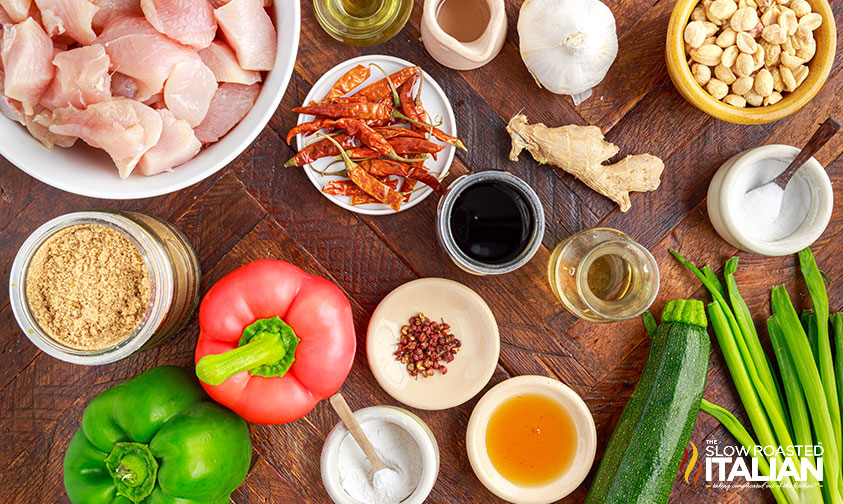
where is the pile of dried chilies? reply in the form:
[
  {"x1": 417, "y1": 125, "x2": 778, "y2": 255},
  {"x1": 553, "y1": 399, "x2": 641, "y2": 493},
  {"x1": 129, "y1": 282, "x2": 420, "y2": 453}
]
[
  {"x1": 673, "y1": 248, "x2": 843, "y2": 504},
  {"x1": 285, "y1": 64, "x2": 467, "y2": 211}
]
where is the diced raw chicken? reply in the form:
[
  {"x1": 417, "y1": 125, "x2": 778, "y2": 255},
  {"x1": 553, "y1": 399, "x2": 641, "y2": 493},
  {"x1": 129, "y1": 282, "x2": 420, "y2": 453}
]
[
  {"x1": 213, "y1": 0, "x2": 275, "y2": 71},
  {"x1": 110, "y1": 72, "x2": 138, "y2": 98},
  {"x1": 90, "y1": 0, "x2": 140, "y2": 31},
  {"x1": 137, "y1": 108, "x2": 199, "y2": 175},
  {"x1": 193, "y1": 81, "x2": 258, "y2": 143},
  {"x1": 164, "y1": 57, "x2": 216, "y2": 127},
  {"x1": 141, "y1": 0, "x2": 215, "y2": 49},
  {"x1": 25, "y1": 108, "x2": 76, "y2": 147},
  {"x1": 0, "y1": 65, "x2": 25, "y2": 124},
  {"x1": 0, "y1": 0, "x2": 30, "y2": 22},
  {"x1": 41, "y1": 44, "x2": 111, "y2": 109},
  {"x1": 97, "y1": 14, "x2": 197, "y2": 100},
  {"x1": 210, "y1": 0, "x2": 269, "y2": 9},
  {"x1": 198, "y1": 39, "x2": 260, "y2": 85},
  {"x1": 35, "y1": 0, "x2": 98, "y2": 44},
  {"x1": 50, "y1": 98, "x2": 163, "y2": 177},
  {"x1": 1, "y1": 18, "x2": 54, "y2": 115},
  {"x1": 0, "y1": 4, "x2": 14, "y2": 23}
]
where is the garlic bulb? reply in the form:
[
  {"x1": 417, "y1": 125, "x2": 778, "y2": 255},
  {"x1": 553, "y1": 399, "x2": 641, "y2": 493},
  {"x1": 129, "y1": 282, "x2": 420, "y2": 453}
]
[{"x1": 518, "y1": 0, "x2": 618, "y2": 105}]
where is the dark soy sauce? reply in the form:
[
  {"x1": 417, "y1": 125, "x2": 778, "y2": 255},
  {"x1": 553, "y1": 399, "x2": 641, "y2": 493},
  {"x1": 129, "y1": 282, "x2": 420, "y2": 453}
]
[{"x1": 449, "y1": 181, "x2": 535, "y2": 265}]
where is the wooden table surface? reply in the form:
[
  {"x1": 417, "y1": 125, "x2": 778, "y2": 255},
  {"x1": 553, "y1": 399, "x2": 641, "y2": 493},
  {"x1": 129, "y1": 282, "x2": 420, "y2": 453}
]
[{"x1": 2, "y1": 0, "x2": 842, "y2": 502}]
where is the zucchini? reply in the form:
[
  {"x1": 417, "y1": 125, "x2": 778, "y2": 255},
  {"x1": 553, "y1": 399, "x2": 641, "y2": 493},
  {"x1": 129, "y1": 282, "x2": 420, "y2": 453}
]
[{"x1": 585, "y1": 299, "x2": 710, "y2": 504}]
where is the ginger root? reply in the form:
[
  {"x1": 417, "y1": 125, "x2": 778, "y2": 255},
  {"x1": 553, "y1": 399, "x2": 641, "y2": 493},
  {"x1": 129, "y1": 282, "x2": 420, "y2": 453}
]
[{"x1": 506, "y1": 114, "x2": 664, "y2": 212}]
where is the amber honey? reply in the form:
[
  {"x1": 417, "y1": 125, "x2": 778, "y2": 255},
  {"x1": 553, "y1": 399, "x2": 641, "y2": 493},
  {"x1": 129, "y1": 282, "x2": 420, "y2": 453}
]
[{"x1": 485, "y1": 393, "x2": 577, "y2": 487}]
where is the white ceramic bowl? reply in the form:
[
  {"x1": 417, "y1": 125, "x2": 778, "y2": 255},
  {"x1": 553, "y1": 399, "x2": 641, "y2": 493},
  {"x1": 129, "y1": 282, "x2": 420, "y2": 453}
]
[
  {"x1": 320, "y1": 405, "x2": 439, "y2": 504},
  {"x1": 466, "y1": 375, "x2": 597, "y2": 504},
  {"x1": 367, "y1": 278, "x2": 500, "y2": 410},
  {"x1": 707, "y1": 145, "x2": 833, "y2": 256},
  {"x1": 295, "y1": 55, "x2": 457, "y2": 215},
  {"x1": 0, "y1": 3, "x2": 300, "y2": 199}
]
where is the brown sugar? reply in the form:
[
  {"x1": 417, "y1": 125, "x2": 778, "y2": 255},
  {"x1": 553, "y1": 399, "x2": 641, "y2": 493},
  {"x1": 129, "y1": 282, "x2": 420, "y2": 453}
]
[{"x1": 25, "y1": 224, "x2": 151, "y2": 351}]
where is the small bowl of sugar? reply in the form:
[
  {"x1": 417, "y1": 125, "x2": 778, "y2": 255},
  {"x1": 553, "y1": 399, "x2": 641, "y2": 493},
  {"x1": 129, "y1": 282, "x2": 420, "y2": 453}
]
[
  {"x1": 320, "y1": 405, "x2": 439, "y2": 504},
  {"x1": 707, "y1": 145, "x2": 833, "y2": 256}
]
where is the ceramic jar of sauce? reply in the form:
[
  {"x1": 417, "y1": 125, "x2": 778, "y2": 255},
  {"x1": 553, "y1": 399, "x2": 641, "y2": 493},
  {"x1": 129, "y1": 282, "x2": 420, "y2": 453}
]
[{"x1": 421, "y1": 0, "x2": 507, "y2": 70}]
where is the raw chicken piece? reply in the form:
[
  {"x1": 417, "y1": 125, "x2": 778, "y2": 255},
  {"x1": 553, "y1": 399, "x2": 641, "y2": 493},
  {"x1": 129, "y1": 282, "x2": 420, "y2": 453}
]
[
  {"x1": 0, "y1": 65, "x2": 25, "y2": 124},
  {"x1": 50, "y1": 98, "x2": 163, "y2": 177},
  {"x1": 141, "y1": 0, "x2": 215, "y2": 48},
  {"x1": 193, "y1": 81, "x2": 258, "y2": 143},
  {"x1": 0, "y1": 4, "x2": 14, "y2": 23},
  {"x1": 110, "y1": 72, "x2": 138, "y2": 98},
  {"x1": 41, "y1": 44, "x2": 111, "y2": 109},
  {"x1": 35, "y1": 0, "x2": 98, "y2": 44},
  {"x1": 164, "y1": 57, "x2": 216, "y2": 127},
  {"x1": 1, "y1": 18, "x2": 54, "y2": 114},
  {"x1": 137, "y1": 108, "x2": 200, "y2": 175},
  {"x1": 0, "y1": 0, "x2": 30, "y2": 22},
  {"x1": 214, "y1": 0, "x2": 275, "y2": 71},
  {"x1": 198, "y1": 39, "x2": 260, "y2": 85},
  {"x1": 25, "y1": 108, "x2": 76, "y2": 147},
  {"x1": 97, "y1": 14, "x2": 197, "y2": 100},
  {"x1": 143, "y1": 92, "x2": 164, "y2": 107},
  {"x1": 90, "y1": 0, "x2": 139, "y2": 30}
]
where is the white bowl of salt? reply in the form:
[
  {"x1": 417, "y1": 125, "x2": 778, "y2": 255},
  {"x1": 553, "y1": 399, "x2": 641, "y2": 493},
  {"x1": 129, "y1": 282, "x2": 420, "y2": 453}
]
[
  {"x1": 707, "y1": 144, "x2": 833, "y2": 256},
  {"x1": 321, "y1": 406, "x2": 439, "y2": 504}
]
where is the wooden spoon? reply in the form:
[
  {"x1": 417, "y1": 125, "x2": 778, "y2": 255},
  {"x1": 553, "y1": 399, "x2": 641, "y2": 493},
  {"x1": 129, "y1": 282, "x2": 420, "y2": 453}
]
[
  {"x1": 329, "y1": 393, "x2": 389, "y2": 473},
  {"x1": 747, "y1": 117, "x2": 840, "y2": 194}
]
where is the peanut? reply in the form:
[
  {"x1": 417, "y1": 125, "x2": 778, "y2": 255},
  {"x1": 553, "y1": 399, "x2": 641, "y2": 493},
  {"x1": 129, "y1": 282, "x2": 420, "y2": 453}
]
[
  {"x1": 691, "y1": 4, "x2": 708, "y2": 21},
  {"x1": 780, "y1": 65, "x2": 796, "y2": 91},
  {"x1": 771, "y1": 66, "x2": 785, "y2": 91},
  {"x1": 782, "y1": 36, "x2": 795, "y2": 55},
  {"x1": 795, "y1": 25, "x2": 814, "y2": 45},
  {"x1": 793, "y1": 64, "x2": 809, "y2": 86},
  {"x1": 799, "y1": 13, "x2": 823, "y2": 31},
  {"x1": 732, "y1": 76, "x2": 755, "y2": 95},
  {"x1": 701, "y1": 21, "x2": 720, "y2": 36},
  {"x1": 690, "y1": 44, "x2": 724, "y2": 66},
  {"x1": 715, "y1": 63, "x2": 738, "y2": 84},
  {"x1": 711, "y1": 0, "x2": 739, "y2": 20},
  {"x1": 707, "y1": 78, "x2": 730, "y2": 99},
  {"x1": 723, "y1": 94, "x2": 747, "y2": 107},
  {"x1": 692, "y1": 63, "x2": 712, "y2": 85},
  {"x1": 716, "y1": 27, "x2": 738, "y2": 47},
  {"x1": 763, "y1": 91, "x2": 783, "y2": 105},
  {"x1": 734, "y1": 52, "x2": 755, "y2": 76},
  {"x1": 722, "y1": 45, "x2": 740, "y2": 66},
  {"x1": 705, "y1": 2, "x2": 725, "y2": 25},
  {"x1": 731, "y1": 7, "x2": 759, "y2": 31},
  {"x1": 685, "y1": 21, "x2": 708, "y2": 47},
  {"x1": 754, "y1": 68, "x2": 774, "y2": 96},
  {"x1": 790, "y1": 0, "x2": 810, "y2": 17},
  {"x1": 778, "y1": 9, "x2": 798, "y2": 35},
  {"x1": 780, "y1": 52, "x2": 803, "y2": 68},
  {"x1": 762, "y1": 41, "x2": 782, "y2": 66},
  {"x1": 762, "y1": 24, "x2": 787, "y2": 44},
  {"x1": 752, "y1": 44, "x2": 766, "y2": 70},
  {"x1": 760, "y1": 6, "x2": 779, "y2": 26},
  {"x1": 796, "y1": 38, "x2": 816, "y2": 60},
  {"x1": 745, "y1": 90, "x2": 764, "y2": 106},
  {"x1": 737, "y1": 31, "x2": 758, "y2": 52}
]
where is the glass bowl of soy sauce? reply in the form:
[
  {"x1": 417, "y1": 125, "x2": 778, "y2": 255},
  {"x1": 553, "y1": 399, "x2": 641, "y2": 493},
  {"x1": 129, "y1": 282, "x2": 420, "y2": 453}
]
[{"x1": 437, "y1": 171, "x2": 545, "y2": 275}]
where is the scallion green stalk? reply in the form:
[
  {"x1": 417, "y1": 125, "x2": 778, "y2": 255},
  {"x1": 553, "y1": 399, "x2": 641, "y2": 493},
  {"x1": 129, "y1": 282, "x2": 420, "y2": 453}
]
[{"x1": 771, "y1": 285, "x2": 842, "y2": 504}]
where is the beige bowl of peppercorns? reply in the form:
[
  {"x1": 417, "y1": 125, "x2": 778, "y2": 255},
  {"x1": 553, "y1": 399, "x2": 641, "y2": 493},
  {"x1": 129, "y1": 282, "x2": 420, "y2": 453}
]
[
  {"x1": 667, "y1": 0, "x2": 836, "y2": 123},
  {"x1": 366, "y1": 278, "x2": 500, "y2": 411}
]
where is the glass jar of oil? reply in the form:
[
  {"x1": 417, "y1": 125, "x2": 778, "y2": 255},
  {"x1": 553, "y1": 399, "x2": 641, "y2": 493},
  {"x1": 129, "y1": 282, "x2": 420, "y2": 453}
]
[
  {"x1": 547, "y1": 228, "x2": 659, "y2": 322},
  {"x1": 313, "y1": 0, "x2": 414, "y2": 46}
]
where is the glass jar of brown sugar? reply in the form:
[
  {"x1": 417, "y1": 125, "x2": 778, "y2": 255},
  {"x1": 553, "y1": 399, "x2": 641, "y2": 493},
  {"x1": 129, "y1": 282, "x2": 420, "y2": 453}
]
[{"x1": 9, "y1": 210, "x2": 201, "y2": 365}]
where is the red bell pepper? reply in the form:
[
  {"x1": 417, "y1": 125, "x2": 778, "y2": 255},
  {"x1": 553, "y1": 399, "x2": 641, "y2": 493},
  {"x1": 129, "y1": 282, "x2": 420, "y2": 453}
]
[{"x1": 194, "y1": 260, "x2": 355, "y2": 424}]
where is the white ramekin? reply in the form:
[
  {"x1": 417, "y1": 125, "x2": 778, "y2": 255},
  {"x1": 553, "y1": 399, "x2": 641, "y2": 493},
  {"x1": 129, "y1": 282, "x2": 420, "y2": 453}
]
[
  {"x1": 707, "y1": 144, "x2": 833, "y2": 256},
  {"x1": 320, "y1": 406, "x2": 439, "y2": 504}
]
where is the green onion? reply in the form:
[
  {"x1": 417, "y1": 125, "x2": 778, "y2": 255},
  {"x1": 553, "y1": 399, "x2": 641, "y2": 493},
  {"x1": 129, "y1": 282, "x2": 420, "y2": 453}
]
[
  {"x1": 643, "y1": 311, "x2": 657, "y2": 338},
  {"x1": 799, "y1": 247, "x2": 840, "y2": 457},
  {"x1": 834, "y1": 313, "x2": 843, "y2": 429},
  {"x1": 771, "y1": 285, "x2": 842, "y2": 504},
  {"x1": 700, "y1": 399, "x2": 790, "y2": 504}
]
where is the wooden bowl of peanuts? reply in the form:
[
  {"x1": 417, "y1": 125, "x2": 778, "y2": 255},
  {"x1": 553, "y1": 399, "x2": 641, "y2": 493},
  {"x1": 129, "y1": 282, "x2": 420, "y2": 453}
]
[{"x1": 667, "y1": 0, "x2": 836, "y2": 124}]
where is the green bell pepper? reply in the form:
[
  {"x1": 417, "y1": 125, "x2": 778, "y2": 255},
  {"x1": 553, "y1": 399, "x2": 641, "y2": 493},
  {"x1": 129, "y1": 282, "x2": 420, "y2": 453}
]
[{"x1": 63, "y1": 366, "x2": 252, "y2": 504}]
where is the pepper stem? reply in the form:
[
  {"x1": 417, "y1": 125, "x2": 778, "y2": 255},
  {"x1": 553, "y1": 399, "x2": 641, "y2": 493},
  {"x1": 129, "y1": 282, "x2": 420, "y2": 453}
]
[
  {"x1": 105, "y1": 442, "x2": 158, "y2": 503},
  {"x1": 369, "y1": 63, "x2": 401, "y2": 108},
  {"x1": 196, "y1": 316, "x2": 300, "y2": 386}
]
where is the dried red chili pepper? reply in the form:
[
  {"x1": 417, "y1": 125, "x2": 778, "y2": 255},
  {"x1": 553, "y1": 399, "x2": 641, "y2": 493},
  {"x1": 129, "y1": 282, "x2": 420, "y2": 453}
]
[
  {"x1": 388, "y1": 137, "x2": 444, "y2": 155},
  {"x1": 359, "y1": 159, "x2": 411, "y2": 177},
  {"x1": 317, "y1": 64, "x2": 370, "y2": 103},
  {"x1": 349, "y1": 178, "x2": 400, "y2": 206},
  {"x1": 284, "y1": 134, "x2": 362, "y2": 167},
  {"x1": 373, "y1": 126, "x2": 427, "y2": 140},
  {"x1": 401, "y1": 178, "x2": 417, "y2": 202},
  {"x1": 323, "y1": 178, "x2": 398, "y2": 198},
  {"x1": 285, "y1": 118, "x2": 338, "y2": 145},
  {"x1": 351, "y1": 66, "x2": 419, "y2": 103},
  {"x1": 407, "y1": 165, "x2": 444, "y2": 195},
  {"x1": 292, "y1": 101, "x2": 392, "y2": 121}
]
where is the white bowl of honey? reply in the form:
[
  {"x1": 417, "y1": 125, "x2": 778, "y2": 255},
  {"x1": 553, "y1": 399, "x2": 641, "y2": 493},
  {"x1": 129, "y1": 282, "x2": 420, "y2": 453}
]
[{"x1": 465, "y1": 375, "x2": 596, "y2": 504}]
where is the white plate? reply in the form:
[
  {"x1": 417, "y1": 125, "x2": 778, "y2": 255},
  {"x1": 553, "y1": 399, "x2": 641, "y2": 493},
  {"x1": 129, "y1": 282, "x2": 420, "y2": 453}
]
[
  {"x1": 0, "y1": 2, "x2": 300, "y2": 199},
  {"x1": 295, "y1": 55, "x2": 457, "y2": 215},
  {"x1": 366, "y1": 278, "x2": 499, "y2": 410}
]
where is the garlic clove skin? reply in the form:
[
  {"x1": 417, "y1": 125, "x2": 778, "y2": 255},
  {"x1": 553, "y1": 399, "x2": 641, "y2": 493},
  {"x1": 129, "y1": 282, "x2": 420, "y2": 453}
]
[{"x1": 518, "y1": 0, "x2": 618, "y2": 104}]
